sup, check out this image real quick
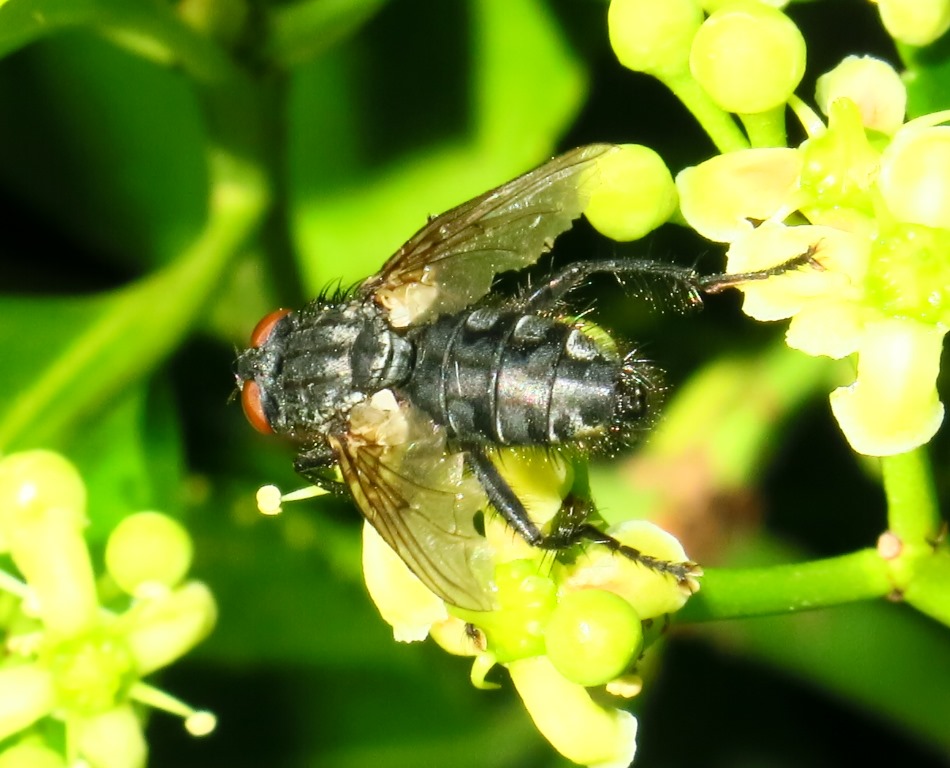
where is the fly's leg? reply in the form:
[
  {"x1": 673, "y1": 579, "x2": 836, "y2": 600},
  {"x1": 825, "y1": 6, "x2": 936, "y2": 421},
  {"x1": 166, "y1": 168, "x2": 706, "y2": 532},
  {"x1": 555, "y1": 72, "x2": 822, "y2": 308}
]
[
  {"x1": 697, "y1": 243, "x2": 821, "y2": 293},
  {"x1": 560, "y1": 516, "x2": 702, "y2": 586},
  {"x1": 466, "y1": 447, "x2": 700, "y2": 588},
  {"x1": 549, "y1": 495, "x2": 702, "y2": 586},
  {"x1": 294, "y1": 446, "x2": 349, "y2": 496},
  {"x1": 522, "y1": 245, "x2": 820, "y2": 311},
  {"x1": 466, "y1": 446, "x2": 542, "y2": 545}
]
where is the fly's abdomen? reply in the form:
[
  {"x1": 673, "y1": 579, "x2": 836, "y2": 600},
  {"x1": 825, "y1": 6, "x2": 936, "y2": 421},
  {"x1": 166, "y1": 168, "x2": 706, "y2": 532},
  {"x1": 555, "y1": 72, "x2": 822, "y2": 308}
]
[{"x1": 405, "y1": 308, "x2": 656, "y2": 447}]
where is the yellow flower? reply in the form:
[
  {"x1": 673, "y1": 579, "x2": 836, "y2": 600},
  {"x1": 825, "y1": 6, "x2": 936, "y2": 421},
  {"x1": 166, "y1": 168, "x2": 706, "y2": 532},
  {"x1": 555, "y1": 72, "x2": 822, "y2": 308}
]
[
  {"x1": 0, "y1": 451, "x2": 216, "y2": 767},
  {"x1": 676, "y1": 56, "x2": 950, "y2": 456},
  {"x1": 362, "y1": 447, "x2": 698, "y2": 767}
]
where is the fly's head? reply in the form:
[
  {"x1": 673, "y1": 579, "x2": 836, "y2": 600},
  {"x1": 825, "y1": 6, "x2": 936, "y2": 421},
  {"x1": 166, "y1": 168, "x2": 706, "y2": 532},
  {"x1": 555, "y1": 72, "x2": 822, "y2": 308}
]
[
  {"x1": 235, "y1": 308, "x2": 294, "y2": 436},
  {"x1": 236, "y1": 299, "x2": 399, "y2": 444}
]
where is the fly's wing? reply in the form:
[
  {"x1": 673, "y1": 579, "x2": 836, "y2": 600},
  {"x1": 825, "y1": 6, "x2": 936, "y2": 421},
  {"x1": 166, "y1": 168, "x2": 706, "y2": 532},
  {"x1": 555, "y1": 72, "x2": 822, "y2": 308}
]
[
  {"x1": 326, "y1": 392, "x2": 494, "y2": 611},
  {"x1": 362, "y1": 144, "x2": 618, "y2": 327}
]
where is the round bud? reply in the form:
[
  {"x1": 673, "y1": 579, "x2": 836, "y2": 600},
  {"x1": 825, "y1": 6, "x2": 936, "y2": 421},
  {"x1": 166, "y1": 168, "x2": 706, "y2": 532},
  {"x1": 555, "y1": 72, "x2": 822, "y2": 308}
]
[
  {"x1": 105, "y1": 512, "x2": 194, "y2": 595},
  {"x1": 690, "y1": 1, "x2": 806, "y2": 114},
  {"x1": 880, "y1": 125, "x2": 950, "y2": 229},
  {"x1": 608, "y1": 0, "x2": 704, "y2": 78},
  {"x1": 544, "y1": 589, "x2": 643, "y2": 687},
  {"x1": 0, "y1": 450, "x2": 86, "y2": 538},
  {"x1": 814, "y1": 56, "x2": 906, "y2": 135},
  {"x1": 585, "y1": 144, "x2": 677, "y2": 241},
  {"x1": 875, "y1": 0, "x2": 950, "y2": 46}
]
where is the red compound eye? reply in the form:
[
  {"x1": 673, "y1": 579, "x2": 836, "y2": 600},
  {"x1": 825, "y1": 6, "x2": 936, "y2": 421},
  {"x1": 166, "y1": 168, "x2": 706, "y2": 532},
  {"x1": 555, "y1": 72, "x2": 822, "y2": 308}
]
[
  {"x1": 241, "y1": 380, "x2": 274, "y2": 434},
  {"x1": 249, "y1": 308, "x2": 292, "y2": 348}
]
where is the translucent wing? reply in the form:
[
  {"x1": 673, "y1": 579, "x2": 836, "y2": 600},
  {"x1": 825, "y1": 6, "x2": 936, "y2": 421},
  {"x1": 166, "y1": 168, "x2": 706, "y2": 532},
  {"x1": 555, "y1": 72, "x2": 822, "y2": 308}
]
[
  {"x1": 362, "y1": 144, "x2": 618, "y2": 327},
  {"x1": 328, "y1": 393, "x2": 494, "y2": 611}
]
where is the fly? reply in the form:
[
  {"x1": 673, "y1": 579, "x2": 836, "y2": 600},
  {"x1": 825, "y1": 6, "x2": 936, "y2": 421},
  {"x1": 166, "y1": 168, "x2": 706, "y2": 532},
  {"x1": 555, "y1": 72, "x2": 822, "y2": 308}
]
[{"x1": 234, "y1": 144, "x2": 814, "y2": 611}]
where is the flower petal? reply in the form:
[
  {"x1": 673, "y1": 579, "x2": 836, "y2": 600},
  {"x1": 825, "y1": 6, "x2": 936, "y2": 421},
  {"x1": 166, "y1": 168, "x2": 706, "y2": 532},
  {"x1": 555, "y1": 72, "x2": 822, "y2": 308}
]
[
  {"x1": 0, "y1": 451, "x2": 98, "y2": 637},
  {"x1": 120, "y1": 582, "x2": 217, "y2": 675},
  {"x1": 73, "y1": 704, "x2": 146, "y2": 768},
  {"x1": 785, "y1": 300, "x2": 865, "y2": 358},
  {"x1": 829, "y1": 318, "x2": 946, "y2": 456},
  {"x1": 727, "y1": 223, "x2": 868, "y2": 321},
  {"x1": 361, "y1": 522, "x2": 448, "y2": 642},
  {"x1": 0, "y1": 665, "x2": 54, "y2": 742},
  {"x1": 677, "y1": 148, "x2": 802, "y2": 242},
  {"x1": 0, "y1": 740, "x2": 66, "y2": 768},
  {"x1": 508, "y1": 655, "x2": 637, "y2": 768},
  {"x1": 561, "y1": 521, "x2": 692, "y2": 619}
]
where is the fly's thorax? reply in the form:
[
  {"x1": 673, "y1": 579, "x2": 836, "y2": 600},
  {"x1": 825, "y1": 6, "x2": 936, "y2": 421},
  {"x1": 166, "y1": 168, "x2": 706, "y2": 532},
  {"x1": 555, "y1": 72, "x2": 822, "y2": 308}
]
[
  {"x1": 402, "y1": 306, "x2": 660, "y2": 449},
  {"x1": 237, "y1": 299, "x2": 413, "y2": 442}
]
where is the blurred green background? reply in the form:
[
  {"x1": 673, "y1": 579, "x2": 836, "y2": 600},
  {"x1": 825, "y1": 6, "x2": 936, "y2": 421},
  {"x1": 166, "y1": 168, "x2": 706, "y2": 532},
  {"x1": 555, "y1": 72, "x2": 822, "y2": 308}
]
[{"x1": 1, "y1": 0, "x2": 949, "y2": 766}]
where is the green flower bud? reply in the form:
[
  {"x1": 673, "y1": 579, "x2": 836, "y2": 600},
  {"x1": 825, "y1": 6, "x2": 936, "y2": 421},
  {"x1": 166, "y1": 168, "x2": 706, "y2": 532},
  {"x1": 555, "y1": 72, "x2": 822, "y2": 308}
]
[
  {"x1": 585, "y1": 145, "x2": 678, "y2": 242},
  {"x1": 544, "y1": 590, "x2": 643, "y2": 687},
  {"x1": 0, "y1": 451, "x2": 97, "y2": 638},
  {"x1": 105, "y1": 512, "x2": 194, "y2": 597},
  {"x1": 480, "y1": 560, "x2": 557, "y2": 663},
  {"x1": 608, "y1": 0, "x2": 704, "y2": 78},
  {"x1": 690, "y1": 1, "x2": 806, "y2": 114},
  {"x1": 875, "y1": 0, "x2": 950, "y2": 47},
  {"x1": 0, "y1": 451, "x2": 86, "y2": 539}
]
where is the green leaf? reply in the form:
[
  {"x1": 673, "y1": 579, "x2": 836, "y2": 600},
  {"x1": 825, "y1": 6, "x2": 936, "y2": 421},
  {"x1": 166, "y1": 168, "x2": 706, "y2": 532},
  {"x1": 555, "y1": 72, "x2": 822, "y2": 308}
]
[
  {"x1": 899, "y1": 38, "x2": 950, "y2": 117},
  {"x1": 0, "y1": 33, "x2": 207, "y2": 271},
  {"x1": 64, "y1": 380, "x2": 185, "y2": 544},
  {"x1": 702, "y1": 599, "x2": 950, "y2": 753},
  {"x1": 287, "y1": 0, "x2": 588, "y2": 294},
  {"x1": 0, "y1": 151, "x2": 269, "y2": 451}
]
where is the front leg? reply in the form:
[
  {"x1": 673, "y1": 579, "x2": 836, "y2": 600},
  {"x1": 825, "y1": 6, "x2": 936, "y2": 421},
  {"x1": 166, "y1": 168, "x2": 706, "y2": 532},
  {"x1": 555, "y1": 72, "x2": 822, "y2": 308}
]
[
  {"x1": 294, "y1": 443, "x2": 349, "y2": 497},
  {"x1": 521, "y1": 248, "x2": 820, "y2": 311}
]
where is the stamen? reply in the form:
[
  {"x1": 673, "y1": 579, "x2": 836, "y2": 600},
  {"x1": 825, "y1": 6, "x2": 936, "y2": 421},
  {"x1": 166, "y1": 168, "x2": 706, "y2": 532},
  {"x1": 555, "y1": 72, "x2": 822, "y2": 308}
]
[
  {"x1": 256, "y1": 484, "x2": 329, "y2": 516},
  {"x1": 129, "y1": 681, "x2": 217, "y2": 736}
]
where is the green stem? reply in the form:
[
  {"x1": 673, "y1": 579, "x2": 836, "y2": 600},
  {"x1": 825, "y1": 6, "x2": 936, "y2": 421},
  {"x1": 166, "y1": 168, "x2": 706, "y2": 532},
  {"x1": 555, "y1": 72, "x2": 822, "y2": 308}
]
[
  {"x1": 263, "y1": 0, "x2": 387, "y2": 68},
  {"x1": 881, "y1": 448, "x2": 941, "y2": 544},
  {"x1": 904, "y1": 549, "x2": 950, "y2": 627},
  {"x1": 0, "y1": 5, "x2": 272, "y2": 449},
  {"x1": 679, "y1": 549, "x2": 892, "y2": 622},
  {"x1": 738, "y1": 105, "x2": 788, "y2": 148},
  {"x1": 661, "y1": 70, "x2": 749, "y2": 153},
  {"x1": 0, "y1": 144, "x2": 269, "y2": 449},
  {"x1": 0, "y1": 0, "x2": 237, "y2": 83}
]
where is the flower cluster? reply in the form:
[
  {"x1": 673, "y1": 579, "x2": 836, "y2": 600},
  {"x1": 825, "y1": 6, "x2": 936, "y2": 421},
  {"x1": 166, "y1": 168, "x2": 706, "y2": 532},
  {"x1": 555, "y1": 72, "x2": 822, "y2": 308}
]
[
  {"x1": 605, "y1": 0, "x2": 949, "y2": 457},
  {"x1": 677, "y1": 58, "x2": 950, "y2": 456},
  {"x1": 0, "y1": 451, "x2": 216, "y2": 768},
  {"x1": 362, "y1": 450, "x2": 697, "y2": 768}
]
